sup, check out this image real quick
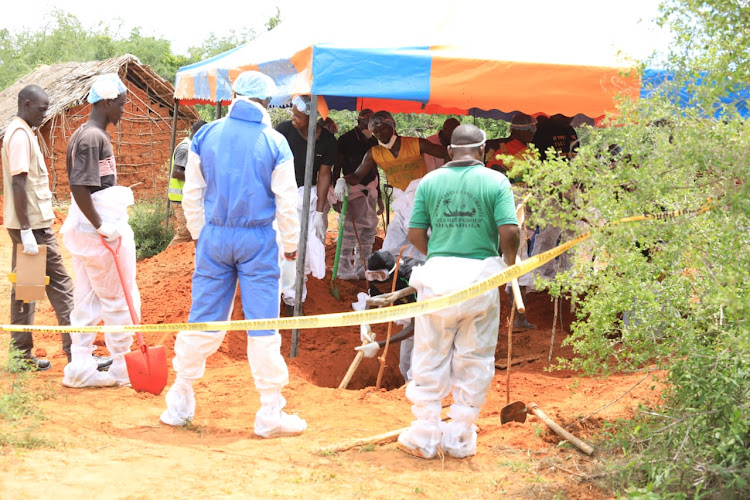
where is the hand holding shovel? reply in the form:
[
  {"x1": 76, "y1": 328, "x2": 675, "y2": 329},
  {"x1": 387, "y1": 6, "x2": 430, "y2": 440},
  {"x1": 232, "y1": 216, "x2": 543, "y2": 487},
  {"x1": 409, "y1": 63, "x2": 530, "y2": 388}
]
[{"x1": 101, "y1": 236, "x2": 168, "y2": 395}]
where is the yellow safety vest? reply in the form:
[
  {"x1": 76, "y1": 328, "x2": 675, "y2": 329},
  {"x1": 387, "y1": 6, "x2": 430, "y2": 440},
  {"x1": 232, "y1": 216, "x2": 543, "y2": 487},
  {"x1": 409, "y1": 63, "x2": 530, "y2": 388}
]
[{"x1": 168, "y1": 137, "x2": 190, "y2": 202}]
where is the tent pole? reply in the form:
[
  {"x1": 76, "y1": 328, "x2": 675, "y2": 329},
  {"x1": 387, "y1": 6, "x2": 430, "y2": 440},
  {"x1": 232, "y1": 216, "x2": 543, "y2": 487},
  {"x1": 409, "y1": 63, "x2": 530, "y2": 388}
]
[
  {"x1": 216, "y1": 102, "x2": 222, "y2": 119},
  {"x1": 165, "y1": 99, "x2": 179, "y2": 230},
  {"x1": 291, "y1": 94, "x2": 318, "y2": 358}
]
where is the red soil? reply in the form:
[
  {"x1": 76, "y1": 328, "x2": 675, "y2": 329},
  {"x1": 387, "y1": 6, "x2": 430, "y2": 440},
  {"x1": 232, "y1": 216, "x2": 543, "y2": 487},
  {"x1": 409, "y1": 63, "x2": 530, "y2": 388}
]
[{"x1": 0, "y1": 213, "x2": 663, "y2": 498}]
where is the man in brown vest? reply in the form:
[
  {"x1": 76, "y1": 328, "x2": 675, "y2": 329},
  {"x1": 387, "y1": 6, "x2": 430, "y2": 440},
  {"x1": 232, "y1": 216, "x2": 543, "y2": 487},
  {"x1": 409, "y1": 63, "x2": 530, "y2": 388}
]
[{"x1": 2, "y1": 85, "x2": 72, "y2": 370}]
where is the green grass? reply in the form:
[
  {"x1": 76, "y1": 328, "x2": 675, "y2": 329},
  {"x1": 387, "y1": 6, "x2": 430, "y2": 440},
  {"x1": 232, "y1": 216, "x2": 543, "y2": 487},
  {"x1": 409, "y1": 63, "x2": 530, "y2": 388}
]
[{"x1": 0, "y1": 343, "x2": 57, "y2": 452}]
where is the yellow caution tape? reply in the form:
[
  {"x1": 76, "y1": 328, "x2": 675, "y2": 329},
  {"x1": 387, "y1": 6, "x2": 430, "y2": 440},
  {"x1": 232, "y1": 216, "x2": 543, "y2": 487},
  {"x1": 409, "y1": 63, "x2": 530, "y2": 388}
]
[{"x1": 0, "y1": 202, "x2": 712, "y2": 334}]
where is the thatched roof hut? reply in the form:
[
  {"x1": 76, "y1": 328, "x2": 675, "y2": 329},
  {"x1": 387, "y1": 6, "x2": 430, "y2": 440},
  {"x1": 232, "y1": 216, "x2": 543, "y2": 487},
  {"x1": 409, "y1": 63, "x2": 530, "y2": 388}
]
[{"x1": 0, "y1": 54, "x2": 201, "y2": 201}]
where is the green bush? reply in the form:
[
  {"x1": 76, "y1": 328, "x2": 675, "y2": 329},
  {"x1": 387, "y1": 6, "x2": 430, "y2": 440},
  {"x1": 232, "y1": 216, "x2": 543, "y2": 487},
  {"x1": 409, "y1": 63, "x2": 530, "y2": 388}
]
[
  {"x1": 509, "y1": 1, "x2": 750, "y2": 493},
  {"x1": 0, "y1": 342, "x2": 56, "y2": 450},
  {"x1": 129, "y1": 198, "x2": 174, "y2": 260}
]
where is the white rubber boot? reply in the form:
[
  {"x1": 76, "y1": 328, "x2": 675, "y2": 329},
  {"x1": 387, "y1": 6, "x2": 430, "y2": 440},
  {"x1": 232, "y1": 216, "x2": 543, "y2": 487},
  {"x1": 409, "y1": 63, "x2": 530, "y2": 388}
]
[
  {"x1": 106, "y1": 333, "x2": 134, "y2": 386},
  {"x1": 62, "y1": 342, "x2": 117, "y2": 388},
  {"x1": 248, "y1": 334, "x2": 306, "y2": 438},
  {"x1": 254, "y1": 390, "x2": 307, "y2": 438},
  {"x1": 441, "y1": 404, "x2": 480, "y2": 458},
  {"x1": 160, "y1": 376, "x2": 195, "y2": 426},
  {"x1": 397, "y1": 400, "x2": 442, "y2": 459},
  {"x1": 440, "y1": 421, "x2": 477, "y2": 458}
]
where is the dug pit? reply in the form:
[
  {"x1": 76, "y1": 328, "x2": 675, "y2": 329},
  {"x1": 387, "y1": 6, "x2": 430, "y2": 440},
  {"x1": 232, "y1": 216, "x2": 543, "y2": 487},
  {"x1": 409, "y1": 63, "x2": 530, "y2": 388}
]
[{"x1": 134, "y1": 236, "x2": 576, "y2": 392}]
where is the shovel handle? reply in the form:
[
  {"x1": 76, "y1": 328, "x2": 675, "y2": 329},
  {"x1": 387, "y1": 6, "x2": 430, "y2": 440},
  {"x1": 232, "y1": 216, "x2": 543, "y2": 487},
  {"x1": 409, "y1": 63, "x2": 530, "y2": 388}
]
[
  {"x1": 338, "y1": 350, "x2": 365, "y2": 389},
  {"x1": 331, "y1": 193, "x2": 349, "y2": 282},
  {"x1": 511, "y1": 278, "x2": 526, "y2": 315},
  {"x1": 528, "y1": 403, "x2": 594, "y2": 456},
  {"x1": 100, "y1": 236, "x2": 144, "y2": 348}
]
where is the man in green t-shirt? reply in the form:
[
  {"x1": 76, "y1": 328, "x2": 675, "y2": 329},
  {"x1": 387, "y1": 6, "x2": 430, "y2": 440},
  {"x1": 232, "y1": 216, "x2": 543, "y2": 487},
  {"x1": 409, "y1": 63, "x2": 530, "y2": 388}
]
[{"x1": 400, "y1": 124, "x2": 519, "y2": 460}]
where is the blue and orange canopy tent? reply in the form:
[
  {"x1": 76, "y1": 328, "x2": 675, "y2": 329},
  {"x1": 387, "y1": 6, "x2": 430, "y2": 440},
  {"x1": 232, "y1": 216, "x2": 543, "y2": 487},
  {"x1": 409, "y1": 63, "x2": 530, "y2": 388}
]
[
  {"x1": 168, "y1": 4, "x2": 655, "y2": 356},
  {"x1": 172, "y1": 4, "x2": 648, "y2": 124},
  {"x1": 168, "y1": 3, "x2": 745, "y2": 355},
  {"x1": 172, "y1": 3, "x2": 747, "y2": 121}
]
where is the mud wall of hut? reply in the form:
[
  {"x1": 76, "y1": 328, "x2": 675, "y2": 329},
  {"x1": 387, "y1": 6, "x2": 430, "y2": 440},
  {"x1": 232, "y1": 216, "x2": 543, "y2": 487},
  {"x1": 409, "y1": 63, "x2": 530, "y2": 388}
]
[{"x1": 38, "y1": 81, "x2": 192, "y2": 202}]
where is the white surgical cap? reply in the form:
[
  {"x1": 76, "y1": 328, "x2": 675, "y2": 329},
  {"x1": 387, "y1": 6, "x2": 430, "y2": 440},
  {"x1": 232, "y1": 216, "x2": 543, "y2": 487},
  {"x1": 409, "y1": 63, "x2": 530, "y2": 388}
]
[
  {"x1": 292, "y1": 95, "x2": 312, "y2": 116},
  {"x1": 233, "y1": 71, "x2": 277, "y2": 99},
  {"x1": 87, "y1": 73, "x2": 127, "y2": 104}
]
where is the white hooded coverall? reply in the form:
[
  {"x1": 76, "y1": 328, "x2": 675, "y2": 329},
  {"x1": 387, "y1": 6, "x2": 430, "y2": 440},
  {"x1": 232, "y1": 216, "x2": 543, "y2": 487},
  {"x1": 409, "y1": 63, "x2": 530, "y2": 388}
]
[{"x1": 61, "y1": 186, "x2": 138, "y2": 388}]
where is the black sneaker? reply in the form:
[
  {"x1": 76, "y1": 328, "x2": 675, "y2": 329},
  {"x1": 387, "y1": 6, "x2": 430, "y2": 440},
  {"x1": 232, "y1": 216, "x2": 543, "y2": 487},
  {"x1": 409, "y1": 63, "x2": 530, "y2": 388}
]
[{"x1": 94, "y1": 355, "x2": 113, "y2": 371}]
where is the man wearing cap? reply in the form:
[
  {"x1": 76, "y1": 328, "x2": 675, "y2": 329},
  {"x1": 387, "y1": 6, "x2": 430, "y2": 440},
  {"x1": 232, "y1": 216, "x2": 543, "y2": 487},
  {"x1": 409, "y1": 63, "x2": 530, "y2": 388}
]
[
  {"x1": 485, "y1": 112, "x2": 536, "y2": 178},
  {"x1": 336, "y1": 111, "x2": 449, "y2": 260},
  {"x1": 331, "y1": 108, "x2": 381, "y2": 280},
  {"x1": 160, "y1": 71, "x2": 306, "y2": 438},
  {"x1": 61, "y1": 73, "x2": 137, "y2": 388},
  {"x1": 401, "y1": 123, "x2": 519, "y2": 459},
  {"x1": 276, "y1": 96, "x2": 337, "y2": 313},
  {"x1": 423, "y1": 117, "x2": 461, "y2": 173},
  {"x1": 2, "y1": 85, "x2": 74, "y2": 370}
]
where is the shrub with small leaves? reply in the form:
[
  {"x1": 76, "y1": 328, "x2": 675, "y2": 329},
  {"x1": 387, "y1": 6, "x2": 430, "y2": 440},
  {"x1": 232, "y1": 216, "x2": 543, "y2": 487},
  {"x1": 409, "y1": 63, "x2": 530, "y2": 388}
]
[{"x1": 129, "y1": 198, "x2": 174, "y2": 260}]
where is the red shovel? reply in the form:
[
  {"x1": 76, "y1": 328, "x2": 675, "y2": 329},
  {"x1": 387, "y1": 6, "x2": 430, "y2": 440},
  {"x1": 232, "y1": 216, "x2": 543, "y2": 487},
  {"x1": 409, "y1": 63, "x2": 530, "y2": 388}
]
[{"x1": 101, "y1": 236, "x2": 167, "y2": 395}]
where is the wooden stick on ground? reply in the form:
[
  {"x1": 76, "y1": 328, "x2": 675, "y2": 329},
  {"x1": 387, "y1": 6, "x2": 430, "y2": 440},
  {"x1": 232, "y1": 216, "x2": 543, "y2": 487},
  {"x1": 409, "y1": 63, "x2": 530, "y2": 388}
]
[
  {"x1": 320, "y1": 426, "x2": 406, "y2": 454},
  {"x1": 495, "y1": 355, "x2": 539, "y2": 370},
  {"x1": 319, "y1": 417, "x2": 450, "y2": 454},
  {"x1": 529, "y1": 403, "x2": 594, "y2": 456}
]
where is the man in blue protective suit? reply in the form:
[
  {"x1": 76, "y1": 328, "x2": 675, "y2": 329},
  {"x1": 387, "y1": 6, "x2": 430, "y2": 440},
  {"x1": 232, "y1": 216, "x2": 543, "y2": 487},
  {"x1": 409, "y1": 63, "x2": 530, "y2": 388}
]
[{"x1": 160, "y1": 71, "x2": 306, "y2": 438}]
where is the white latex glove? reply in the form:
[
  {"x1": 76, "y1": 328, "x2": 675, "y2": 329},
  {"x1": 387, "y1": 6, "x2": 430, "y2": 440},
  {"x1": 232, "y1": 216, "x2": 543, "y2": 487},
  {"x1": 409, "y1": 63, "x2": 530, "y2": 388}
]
[
  {"x1": 19, "y1": 229, "x2": 39, "y2": 255},
  {"x1": 280, "y1": 258, "x2": 296, "y2": 291},
  {"x1": 355, "y1": 341, "x2": 379, "y2": 358},
  {"x1": 360, "y1": 324, "x2": 376, "y2": 343},
  {"x1": 333, "y1": 178, "x2": 349, "y2": 202},
  {"x1": 312, "y1": 211, "x2": 326, "y2": 241},
  {"x1": 96, "y1": 221, "x2": 120, "y2": 243}
]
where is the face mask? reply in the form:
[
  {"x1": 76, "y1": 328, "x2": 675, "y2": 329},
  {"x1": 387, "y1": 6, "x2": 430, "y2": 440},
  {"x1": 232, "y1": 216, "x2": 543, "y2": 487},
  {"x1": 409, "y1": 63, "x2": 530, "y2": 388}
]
[
  {"x1": 378, "y1": 133, "x2": 398, "y2": 149},
  {"x1": 450, "y1": 129, "x2": 487, "y2": 149}
]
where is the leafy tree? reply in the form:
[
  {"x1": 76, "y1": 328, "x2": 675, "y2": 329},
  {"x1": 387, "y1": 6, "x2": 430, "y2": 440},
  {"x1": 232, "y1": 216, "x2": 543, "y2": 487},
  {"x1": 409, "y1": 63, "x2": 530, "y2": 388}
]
[
  {"x1": 0, "y1": 10, "x2": 186, "y2": 88},
  {"x1": 265, "y1": 7, "x2": 282, "y2": 31},
  {"x1": 0, "y1": 10, "x2": 276, "y2": 91},
  {"x1": 116, "y1": 27, "x2": 188, "y2": 83},
  {"x1": 186, "y1": 28, "x2": 256, "y2": 63},
  {"x1": 508, "y1": 2, "x2": 749, "y2": 497}
]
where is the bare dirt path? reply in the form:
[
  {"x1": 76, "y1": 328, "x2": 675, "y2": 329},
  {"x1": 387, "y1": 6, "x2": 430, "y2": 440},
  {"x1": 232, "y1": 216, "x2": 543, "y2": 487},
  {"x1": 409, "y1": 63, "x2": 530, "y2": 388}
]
[{"x1": 0, "y1": 201, "x2": 660, "y2": 499}]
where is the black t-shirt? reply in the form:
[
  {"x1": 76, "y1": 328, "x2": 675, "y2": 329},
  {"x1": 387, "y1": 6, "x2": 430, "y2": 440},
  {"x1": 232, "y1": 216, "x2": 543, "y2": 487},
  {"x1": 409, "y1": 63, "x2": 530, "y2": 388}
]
[
  {"x1": 532, "y1": 119, "x2": 578, "y2": 161},
  {"x1": 275, "y1": 120, "x2": 337, "y2": 187},
  {"x1": 66, "y1": 123, "x2": 117, "y2": 194},
  {"x1": 337, "y1": 127, "x2": 378, "y2": 185}
]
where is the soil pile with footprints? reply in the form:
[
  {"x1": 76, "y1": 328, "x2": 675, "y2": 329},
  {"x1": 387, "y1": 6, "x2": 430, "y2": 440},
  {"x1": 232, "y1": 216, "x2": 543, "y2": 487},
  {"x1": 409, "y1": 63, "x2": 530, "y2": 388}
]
[{"x1": 0, "y1": 206, "x2": 663, "y2": 498}]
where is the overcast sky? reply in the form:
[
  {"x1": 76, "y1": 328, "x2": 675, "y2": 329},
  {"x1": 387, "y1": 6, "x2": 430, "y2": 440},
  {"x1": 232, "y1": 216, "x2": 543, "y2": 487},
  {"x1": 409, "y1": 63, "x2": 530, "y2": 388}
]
[{"x1": 3, "y1": 0, "x2": 671, "y2": 61}]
